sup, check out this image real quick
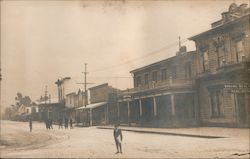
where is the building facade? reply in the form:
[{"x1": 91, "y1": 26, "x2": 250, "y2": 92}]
[
  {"x1": 76, "y1": 83, "x2": 121, "y2": 126},
  {"x1": 189, "y1": 3, "x2": 250, "y2": 127},
  {"x1": 118, "y1": 48, "x2": 199, "y2": 127}
]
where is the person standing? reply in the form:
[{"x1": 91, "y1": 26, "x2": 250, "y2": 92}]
[
  {"x1": 58, "y1": 117, "x2": 63, "y2": 129},
  {"x1": 49, "y1": 118, "x2": 53, "y2": 129},
  {"x1": 113, "y1": 124, "x2": 123, "y2": 154},
  {"x1": 69, "y1": 118, "x2": 73, "y2": 129},
  {"x1": 29, "y1": 116, "x2": 32, "y2": 132},
  {"x1": 64, "y1": 117, "x2": 68, "y2": 129}
]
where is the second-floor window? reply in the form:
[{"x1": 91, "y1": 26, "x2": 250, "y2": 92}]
[
  {"x1": 144, "y1": 74, "x2": 149, "y2": 84},
  {"x1": 218, "y1": 47, "x2": 225, "y2": 67},
  {"x1": 161, "y1": 69, "x2": 167, "y2": 81},
  {"x1": 171, "y1": 66, "x2": 177, "y2": 79},
  {"x1": 236, "y1": 40, "x2": 244, "y2": 62},
  {"x1": 136, "y1": 76, "x2": 141, "y2": 87},
  {"x1": 203, "y1": 51, "x2": 209, "y2": 71},
  {"x1": 185, "y1": 62, "x2": 192, "y2": 79},
  {"x1": 152, "y1": 71, "x2": 158, "y2": 82}
]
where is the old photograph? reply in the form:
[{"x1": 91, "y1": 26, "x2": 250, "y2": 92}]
[{"x1": 0, "y1": 0, "x2": 249, "y2": 158}]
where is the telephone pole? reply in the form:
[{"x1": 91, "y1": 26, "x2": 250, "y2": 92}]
[{"x1": 77, "y1": 63, "x2": 94, "y2": 107}]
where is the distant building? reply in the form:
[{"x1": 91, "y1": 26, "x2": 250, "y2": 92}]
[
  {"x1": 118, "y1": 47, "x2": 198, "y2": 127},
  {"x1": 38, "y1": 98, "x2": 64, "y2": 122},
  {"x1": 89, "y1": 83, "x2": 121, "y2": 104},
  {"x1": 189, "y1": 3, "x2": 250, "y2": 127},
  {"x1": 76, "y1": 83, "x2": 121, "y2": 126},
  {"x1": 64, "y1": 89, "x2": 86, "y2": 122}
]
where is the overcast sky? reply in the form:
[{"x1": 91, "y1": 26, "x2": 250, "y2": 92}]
[{"x1": 1, "y1": 0, "x2": 249, "y2": 109}]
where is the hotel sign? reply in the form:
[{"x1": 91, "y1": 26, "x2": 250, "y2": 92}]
[{"x1": 224, "y1": 83, "x2": 250, "y2": 93}]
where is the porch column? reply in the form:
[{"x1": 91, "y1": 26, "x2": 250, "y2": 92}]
[
  {"x1": 153, "y1": 96, "x2": 157, "y2": 116},
  {"x1": 89, "y1": 109, "x2": 92, "y2": 126},
  {"x1": 139, "y1": 99, "x2": 142, "y2": 117},
  {"x1": 127, "y1": 101, "x2": 130, "y2": 124},
  {"x1": 171, "y1": 94, "x2": 175, "y2": 116},
  {"x1": 117, "y1": 102, "x2": 120, "y2": 119}
]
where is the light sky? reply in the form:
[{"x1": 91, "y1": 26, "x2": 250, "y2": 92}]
[{"x1": 1, "y1": 0, "x2": 249, "y2": 109}]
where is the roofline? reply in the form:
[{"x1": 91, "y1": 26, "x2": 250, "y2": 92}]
[
  {"x1": 130, "y1": 51, "x2": 196, "y2": 74},
  {"x1": 89, "y1": 83, "x2": 108, "y2": 90},
  {"x1": 189, "y1": 14, "x2": 250, "y2": 41}
]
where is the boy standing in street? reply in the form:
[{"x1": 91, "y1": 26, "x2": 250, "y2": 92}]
[
  {"x1": 29, "y1": 116, "x2": 32, "y2": 132},
  {"x1": 113, "y1": 124, "x2": 123, "y2": 154}
]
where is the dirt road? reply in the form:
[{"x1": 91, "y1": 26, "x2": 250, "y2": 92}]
[{"x1": 0, "y1": 120, "x2": 249, "y2": 158}]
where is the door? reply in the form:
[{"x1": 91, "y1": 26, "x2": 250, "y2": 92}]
[{"x1": 237, "y1": 93, "x2": 248, "y2": 126}]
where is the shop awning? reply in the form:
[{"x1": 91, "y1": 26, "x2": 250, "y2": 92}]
[{"x1": 76, "y1": 102, "x2": 107, "y2": 110}]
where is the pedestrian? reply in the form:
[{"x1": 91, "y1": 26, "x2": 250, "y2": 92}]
[
  {"x1": 58, "y1": 117, "x2": 63, "y2": 129},
  {"x1": 29, "y1": 116, "x2": 32, "y2": 132},
  {"x1": 70, "y1": 118, "x2": 73, "y2": 129},
  {"x1": 65, "y1": 117, "x2": 68, "y2": 129},
  {"x1": 45, "y1": 118, "x2": 49, "y2": 130},
  {"x1": 49, "y1": 118, "x2": 53, "y2": 129},
  {"x1": 113, "y1": 124, "x2": 123, "y2": 154}
]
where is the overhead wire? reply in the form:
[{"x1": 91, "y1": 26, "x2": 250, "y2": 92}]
[{"x1": 90, "y1": 38, "x2": 188, "y2": 73}]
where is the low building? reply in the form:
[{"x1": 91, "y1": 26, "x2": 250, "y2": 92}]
[
  {"x1": 64, "y1": 89, "x2": 86, "y2": 122},
  {"x1": 76, "y1": 83, "x2": 121, "y2": 126},
  {"x1": 189, "y1": 3, "x2": 250, "y2": 127},
  {"x1": 38, "y1": 98, "x2": 64, "y2": 122}
]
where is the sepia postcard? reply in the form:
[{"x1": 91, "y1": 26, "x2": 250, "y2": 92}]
[{"x1": 0, "y1": 0, "x2": 249, "y2": 158}]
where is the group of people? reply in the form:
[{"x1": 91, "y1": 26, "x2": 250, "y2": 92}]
[
  {"x1": 28, "y1": 116, "x2": 123, "y2": 154},
  {"x1": 58, "y1": 117, "x2": 73, "y2": 129},
  {"x1": 45, "y1": 118, "x2": 53, "y2": 130},
  {"x1": 44, "y1": 117, "x2": 73, "y2": 130}
]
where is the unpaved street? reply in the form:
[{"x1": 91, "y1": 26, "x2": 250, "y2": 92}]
[{"x1": 0, "y1": 120, "x2": 249, "y2": 158}]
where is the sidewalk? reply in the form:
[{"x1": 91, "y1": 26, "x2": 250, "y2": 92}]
[{"x1": 97, "y1": 125, "x2": 250, "y2": 139}]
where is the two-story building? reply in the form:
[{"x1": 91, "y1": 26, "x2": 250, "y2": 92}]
[
  {"x1": 189, "y1": 3, "x2": 250, "y2": 127},
  {"x1": 118, "y1": 46, "x2": 199, "y2": 127},
  {"x1": 76, "y1": 83, "x2": 121, "y2": 126},
  {"x1": 64, "y1": 89, "x2": 86, "y2": 123}
]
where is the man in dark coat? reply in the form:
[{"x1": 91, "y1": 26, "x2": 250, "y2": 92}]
[
  {"x1": 65, "y1": 117, "x2": 68, "y2": 129},
  {"x1": 69, "y1": 118, "x2": 73, "y2": 129},
  {"x1": 113, "y1": 124, "x2": 123, "y2": 154},
  {"x1": 29, "y1": 117, "x2": 32, "y2": 132},
  {"x1": 58, "y1": 117, "x2": 63, "y2": 129}
]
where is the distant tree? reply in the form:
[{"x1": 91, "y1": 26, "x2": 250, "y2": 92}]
[{"x1": 15, "y1": 92, "x2": 32, "y2": 107}]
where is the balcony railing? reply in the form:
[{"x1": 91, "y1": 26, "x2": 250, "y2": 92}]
[{"x1": 123, "y1": 77, "x2": 195, "y2": 95}]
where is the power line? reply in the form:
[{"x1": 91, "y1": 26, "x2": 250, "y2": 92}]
[
  {"x1": 88, "y1": 76, "x2": 132, "y2": 79},
  {"x1": 90, "y1": 39, "x2": 188, "y2": 73}
]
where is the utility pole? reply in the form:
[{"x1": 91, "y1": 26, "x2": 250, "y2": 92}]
[
  {"x1": 45, "y1": 85, "x2": 48, "y2": 105},
  {"x1": 178, "y1": 36, "x2": 181, "y2": 49},
  {"x1": 76, "y1": 63, "x2": 94, "y2": 107},
  {"x1": 84, "y1": 63, "x2": 87, "y2": 107}
]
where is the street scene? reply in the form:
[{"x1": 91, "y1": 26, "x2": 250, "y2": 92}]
[{"x1": 1, "y1": 0, "x2": 250, "y2": 158}]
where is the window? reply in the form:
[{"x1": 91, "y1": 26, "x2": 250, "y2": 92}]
[
  {"x1": 236, "y1": 40, "x2": 244, "y2": 62},
  {"x1": 171, "y1": 66, "x2": 177, "y2": 79},
  {"x1": 161, "y1": 69, "x2": 167, "y2": 81},
  {"x1": 152, "y1": 71, "x2": 158, "y2": 82},
  {"x1": 185, "y1": 62, "x2": 192, "y2": 79},
  {"x1": 203, "y1": 51, "x2": 209, "y2": 71},
  {"x1": 144, "y1": 74, "x2": 149, "y2": 84},
  {"x1": 210, "y1": 90, "x2": 224, "y2": 117},
  {"x1": 136, "y1": 76, "x2": 141, "y2": 87},
  {"x1": 218, "y1": 47, "x2": 225, "y2": 67}
]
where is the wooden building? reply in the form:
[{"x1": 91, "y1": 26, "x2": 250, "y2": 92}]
[
  {"x1": 118, "y1": 47, "x2": 199, "y2": 127},
  {"x1": 38, "y1": 99, "x2": 64, "y2": 122},
  {"x1": 189, "y1": 3, "x2": 250, "y2": 127},
  {"x1": 64, "y1": 89, "x2": 86, "y2": 123},
  {"x1": 76, "y1": 83, "x2": 121, "y2": 126}
]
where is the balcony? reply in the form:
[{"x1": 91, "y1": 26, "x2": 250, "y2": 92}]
[{"x1": 123, "y1": 77, "x2": 195, "y2": 96}]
